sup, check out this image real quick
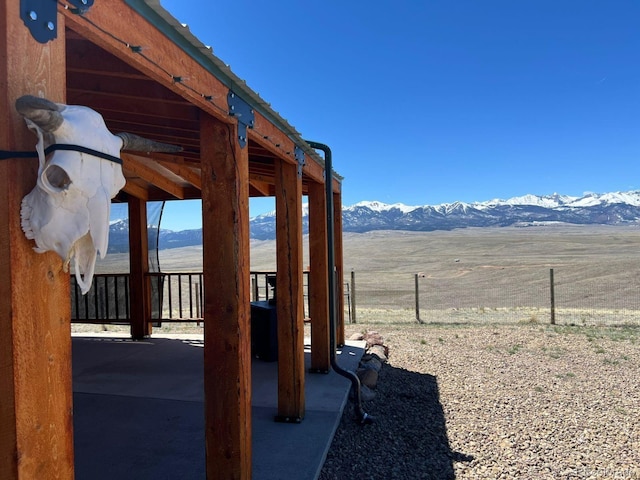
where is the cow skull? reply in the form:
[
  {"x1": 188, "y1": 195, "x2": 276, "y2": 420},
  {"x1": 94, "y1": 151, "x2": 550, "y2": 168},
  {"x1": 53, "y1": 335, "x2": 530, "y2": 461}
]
[{"x1": 16, "y1": 95, "x2": 181, "y2": 294}]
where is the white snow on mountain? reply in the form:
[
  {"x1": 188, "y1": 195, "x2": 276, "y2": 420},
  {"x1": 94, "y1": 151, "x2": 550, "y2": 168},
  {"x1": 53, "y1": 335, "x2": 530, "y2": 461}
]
[
  {"x1": 344, "y1": 191, "x2": 640, "y2": 214},
  {"x1": 350, "y1": 201, "x2": 417, "y2": 214},
  {"x1": 566, "y1": 191, "x2": 640, "y2": 208}
]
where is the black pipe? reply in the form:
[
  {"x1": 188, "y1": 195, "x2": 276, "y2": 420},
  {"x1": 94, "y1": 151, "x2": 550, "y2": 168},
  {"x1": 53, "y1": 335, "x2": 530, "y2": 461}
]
[{"x1": 304, "y1": 140, "x2": 373, "y2": 425}]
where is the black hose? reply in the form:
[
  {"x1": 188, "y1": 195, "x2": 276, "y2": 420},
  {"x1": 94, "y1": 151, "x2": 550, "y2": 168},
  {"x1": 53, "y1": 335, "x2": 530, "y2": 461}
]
[{"x1": 304, "y1": 140, "x2": 373, "y2": 425}]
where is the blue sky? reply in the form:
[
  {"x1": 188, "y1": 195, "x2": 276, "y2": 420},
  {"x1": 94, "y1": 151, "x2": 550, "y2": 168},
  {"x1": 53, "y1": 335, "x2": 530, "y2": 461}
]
[{"x1": 158, "y1": 0, "x2": 640, "y2": 230}]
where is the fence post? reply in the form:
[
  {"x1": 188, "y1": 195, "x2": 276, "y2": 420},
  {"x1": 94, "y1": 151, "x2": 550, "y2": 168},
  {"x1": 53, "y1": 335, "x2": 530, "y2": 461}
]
[
  {"x1": 350, "y1": 270, "x2": 357, "y2": 324},
  {"x1": 415, "y1": 273, "x2": 425, "y2": 324},
  {"x1": 550, "y1": 268, "x2": 556, "y2": 325}
]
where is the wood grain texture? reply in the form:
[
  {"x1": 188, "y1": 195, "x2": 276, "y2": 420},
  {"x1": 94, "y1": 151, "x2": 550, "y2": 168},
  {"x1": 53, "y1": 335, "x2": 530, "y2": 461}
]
[
  {"x1": 129, "y1": 196, "x2": 152, "y2": 339},
  {"x1": 0, "y1": 4, "x2": 74, "y2": 479},
  {"x1": 333, "y1": 191, "x2": 346, "y2": 346},
  {"x1": 200, "y1": 115, "x2": 252, "y2": 479},
  {"x1": 308, "y1": 181, "x2": 330, "y2": 371},
  {"x1": 275, "y1": 158, "x2": 306, "y2": 419}
]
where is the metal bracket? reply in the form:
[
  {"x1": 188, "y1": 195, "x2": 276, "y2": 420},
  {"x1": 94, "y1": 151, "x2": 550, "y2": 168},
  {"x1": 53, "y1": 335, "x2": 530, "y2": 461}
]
[
  {"x1": 21, "y1": 0, "x2": 94, "y2": 44},
  {"x1": 227, "y1": 91, "x2": 254, "y2": 148},
  {"x1": 294, "y1": 146, "x2": 305, "y2": 177}
]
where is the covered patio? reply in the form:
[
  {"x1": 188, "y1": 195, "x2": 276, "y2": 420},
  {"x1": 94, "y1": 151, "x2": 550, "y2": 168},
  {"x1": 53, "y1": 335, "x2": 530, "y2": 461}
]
[
  {"x1": 1, "y1": 0, "x2": 350, "y2": 478},
  {"x1": 72, "y1": 333, "x2": 364, "y2": 479}
]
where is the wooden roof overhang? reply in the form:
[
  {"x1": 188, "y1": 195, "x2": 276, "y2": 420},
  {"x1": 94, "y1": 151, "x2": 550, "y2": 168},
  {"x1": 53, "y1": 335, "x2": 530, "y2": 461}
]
[
  {"x1": 60, "y1": 0, "x2": 341, "y2": 204},
  {"x1": 2, "y1": 1, "x2": 344, "y2": 479}
]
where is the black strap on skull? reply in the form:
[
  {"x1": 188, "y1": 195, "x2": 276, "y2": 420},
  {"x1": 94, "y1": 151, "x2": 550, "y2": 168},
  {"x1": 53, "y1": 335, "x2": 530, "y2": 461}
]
[{"x1": 0, "y1": 143, "x2": 123, "y2": 165}]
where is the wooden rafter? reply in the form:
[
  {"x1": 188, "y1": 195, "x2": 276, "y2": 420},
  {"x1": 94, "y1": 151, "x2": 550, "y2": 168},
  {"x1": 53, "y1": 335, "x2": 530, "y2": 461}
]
[{"x1": 122, "y1": 153, "x2": 186, "y2": 199}]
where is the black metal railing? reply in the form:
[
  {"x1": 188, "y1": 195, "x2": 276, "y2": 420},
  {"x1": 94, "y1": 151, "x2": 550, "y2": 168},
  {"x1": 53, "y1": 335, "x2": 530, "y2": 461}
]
[
  {"x1": 71, "y1": 271, "x2": 314, "y2": 324},
  {"x1": 71, "y1": 274, "x2": 130, "y2": 324}
]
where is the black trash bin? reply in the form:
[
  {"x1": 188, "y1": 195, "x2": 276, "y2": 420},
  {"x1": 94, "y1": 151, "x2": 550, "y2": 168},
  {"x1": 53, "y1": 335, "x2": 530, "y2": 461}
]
[{"x1": 250, "y1": 301, "x2": 278, "y2": 361}]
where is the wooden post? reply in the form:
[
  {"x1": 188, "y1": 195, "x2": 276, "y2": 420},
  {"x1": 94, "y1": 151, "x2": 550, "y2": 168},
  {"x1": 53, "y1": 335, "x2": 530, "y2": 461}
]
[
  {"x1": 275, "y1": 157, "x2": 305, "y2": 421},
  {"x1": 128, "y1": 196, "x2": 152, "y2": 339},
  {"x1": 200, "y1": 115, "x2": 252, "y2": 478},
  {"x1": 333, "y1": 191, "x2": 346, "y2": 347},
  {"x1": 550, "y1": 268, "x2": 556, "y2": 325},
  {"x1": 0, "y1": 4, "x2": 75, "y2": 479},
  {"x1": 308, "y1": 180, "x2": 330, "y2": 373}
]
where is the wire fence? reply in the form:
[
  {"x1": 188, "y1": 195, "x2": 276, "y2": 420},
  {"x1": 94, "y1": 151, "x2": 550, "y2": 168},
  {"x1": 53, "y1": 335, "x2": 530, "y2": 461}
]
[
  {"x1": 346, "y1": 268, "x2": 640, "y2": 327},
  {"x1": 76, "y1": 268, "x2": 640, "y2": 328}
]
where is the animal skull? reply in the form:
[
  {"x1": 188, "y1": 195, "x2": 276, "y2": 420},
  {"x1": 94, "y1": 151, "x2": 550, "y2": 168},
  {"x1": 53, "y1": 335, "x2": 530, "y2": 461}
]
[{"x1": 16, "y1": 95, "x2": 181, "y2": 294}]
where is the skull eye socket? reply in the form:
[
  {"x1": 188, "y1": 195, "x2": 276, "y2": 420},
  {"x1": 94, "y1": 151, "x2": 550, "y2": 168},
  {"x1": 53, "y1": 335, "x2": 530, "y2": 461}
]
[{"x1": 44, "y1": 164, "x2": 71, "y2": 190}]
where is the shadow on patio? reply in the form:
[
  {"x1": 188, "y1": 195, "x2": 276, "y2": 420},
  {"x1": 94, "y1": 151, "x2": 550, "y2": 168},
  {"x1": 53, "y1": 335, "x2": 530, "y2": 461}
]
[{"x1": 72, "y1": 334, "x2": 365, "y2": 480}]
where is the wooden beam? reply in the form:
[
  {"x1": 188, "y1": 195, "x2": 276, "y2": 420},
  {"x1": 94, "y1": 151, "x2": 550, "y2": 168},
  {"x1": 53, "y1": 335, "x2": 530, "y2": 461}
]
[
  {"x1": 251, "y1": 113, "x2": 297, "y2": 162},
  {"x1": 302, "y1": 157, "x2": 326, "y2": 186},
  {"x1": 68, "y1": 90, "x2": 200, "y2": 124},
  {"x1": 248, "y1": 178, "x2": 271, "y2": 197},
  {"x1": 308, "y1": 181, "x2": 330, "y2": 373},
  {"x1": 156, "y1": 157, "x2": 202, "y2": 190},
  {"x1": 128, "y1": 197, "x2": 152, "y2": 339},
  {"x1": 122, "y1": 179, "x2": 149, "y2": 201},
  {"x1": 121, "y1": 153, "x2": 186, "y2": 199},
  {"x1": 0, "y1": 5, "x2": 74, "y2": 479},
  {"x1": 275, "y1": 158, "x2": 306, "y2": 421},
  {"x1": 62, "y1": 2, "x2": 230, "y2": 124},
  {"x1": 333, "y1": 190, "x2": 346, "y2": 347},
  {"x1": 200, "y1": 115, "x2": 252, "y2": 479}
]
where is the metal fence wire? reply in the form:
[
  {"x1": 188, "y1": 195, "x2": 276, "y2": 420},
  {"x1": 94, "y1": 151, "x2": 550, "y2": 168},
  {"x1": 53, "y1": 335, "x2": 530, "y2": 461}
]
[
  {"x1": 346, "y1": 268, "x2": 640, "y2": 326},
  {"x1": 73, "y1": 268, "x2": 640, "y2": 327}
]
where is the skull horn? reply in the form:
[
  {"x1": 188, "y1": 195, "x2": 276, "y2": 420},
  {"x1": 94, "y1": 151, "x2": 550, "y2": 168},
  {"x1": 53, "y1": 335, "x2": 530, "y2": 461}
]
[
  {"x1": 116, "y1": 132, "x2": 183, "y2": 153},
  {"x1": 15, "y1": 95, "x2": 64, "y2": 132}
]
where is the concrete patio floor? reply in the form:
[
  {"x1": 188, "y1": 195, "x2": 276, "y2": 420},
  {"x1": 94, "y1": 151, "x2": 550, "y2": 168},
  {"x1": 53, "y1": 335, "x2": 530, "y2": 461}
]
[{"x1": 71, "y1": 333, "x2": 365, "y2": 480}]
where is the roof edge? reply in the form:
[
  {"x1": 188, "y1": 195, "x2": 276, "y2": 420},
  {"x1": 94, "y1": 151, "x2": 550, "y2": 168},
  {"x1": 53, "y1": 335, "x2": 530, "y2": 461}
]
[{"x1": 124, "y1": 0, "x2": 342, "y2": 182}]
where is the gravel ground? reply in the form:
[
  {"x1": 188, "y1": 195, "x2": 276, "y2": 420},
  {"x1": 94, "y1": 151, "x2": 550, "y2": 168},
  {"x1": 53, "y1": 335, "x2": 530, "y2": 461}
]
[{"x1": 320, "y1": 323, "x2": 640, "y2": 480}]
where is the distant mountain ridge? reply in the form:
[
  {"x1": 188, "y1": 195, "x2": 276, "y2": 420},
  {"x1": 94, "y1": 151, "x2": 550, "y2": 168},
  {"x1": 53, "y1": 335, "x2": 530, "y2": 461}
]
[
  {"x1": 107, "y1": 190, "x2": 640, "y2": 251},
  {"x1": 337, "y1": 191, "x2": 640, "y2": 235}
]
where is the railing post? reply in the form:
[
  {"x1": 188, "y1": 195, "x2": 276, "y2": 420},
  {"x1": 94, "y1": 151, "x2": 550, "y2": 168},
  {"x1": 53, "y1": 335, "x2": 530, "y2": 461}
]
[
  {"x1": 550, "y1": 268, "x2": 556, "y2": 325},
  {"x1": 251, "y1": 276, "x2": 257, "y2": 302},
  {"x1": 195, "y1": 281, "x2": 201, "y2": 325}
]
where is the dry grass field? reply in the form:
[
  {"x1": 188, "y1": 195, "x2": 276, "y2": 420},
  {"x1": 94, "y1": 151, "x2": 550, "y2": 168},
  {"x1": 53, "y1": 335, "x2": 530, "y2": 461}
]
[
  {"x1": 92, "y1": 224, "x2": 640, "y2": 327},
  {"x1": 265, "y1": 224, "x2": 637, "y2": 326}
]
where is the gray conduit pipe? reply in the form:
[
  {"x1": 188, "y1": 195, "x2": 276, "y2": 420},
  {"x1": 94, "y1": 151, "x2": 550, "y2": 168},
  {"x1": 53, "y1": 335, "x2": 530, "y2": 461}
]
[{"x1": 305, "y1": 140, "x2": 373, "y2": 425}]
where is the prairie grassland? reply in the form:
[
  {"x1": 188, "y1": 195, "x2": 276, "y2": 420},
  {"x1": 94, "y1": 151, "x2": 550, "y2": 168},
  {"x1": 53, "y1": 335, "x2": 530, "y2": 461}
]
[
  {"x1": 337, "y1": 225, "x2": 640, "y2": 327},
  {"x1": 93, "y1": 224, "x2": 640, "y2": 327}
]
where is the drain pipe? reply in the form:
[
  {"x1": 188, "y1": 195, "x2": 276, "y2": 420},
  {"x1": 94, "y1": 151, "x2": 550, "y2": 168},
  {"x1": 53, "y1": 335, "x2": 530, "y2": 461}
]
[{"x1": 305, "y1": 140, "x2": 373, "y2": 425}]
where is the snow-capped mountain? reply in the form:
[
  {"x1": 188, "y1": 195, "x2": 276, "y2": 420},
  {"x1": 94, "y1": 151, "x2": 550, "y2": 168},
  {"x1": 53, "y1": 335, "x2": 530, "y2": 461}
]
[
  {"x1": 250, "y1": 190, "x2": 640, "y2": 239},
  {"x1": 108, "y1": 190, "x2": 640, "y2": 251}
]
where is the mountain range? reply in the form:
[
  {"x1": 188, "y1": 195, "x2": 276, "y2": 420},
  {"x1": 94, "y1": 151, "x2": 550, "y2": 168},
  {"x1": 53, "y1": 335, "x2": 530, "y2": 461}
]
[{"x1": 107, "y1": 190, "x2": 640, "y2": 252}]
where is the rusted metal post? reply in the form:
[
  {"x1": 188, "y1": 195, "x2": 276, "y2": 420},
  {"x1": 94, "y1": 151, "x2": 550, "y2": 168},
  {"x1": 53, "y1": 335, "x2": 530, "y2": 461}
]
[
  {"x1": 415, "y1": 272, "x2": 425, "y2": 324},
  {"x1": 350, "y1": 270, "x2": 357, "y2": 324},
  {"x1": 415, "y1": 274, "x2": 421, "y2": 323},
  {"x1": 550, "y1": 268, "x2": 556, "y2": 325}
]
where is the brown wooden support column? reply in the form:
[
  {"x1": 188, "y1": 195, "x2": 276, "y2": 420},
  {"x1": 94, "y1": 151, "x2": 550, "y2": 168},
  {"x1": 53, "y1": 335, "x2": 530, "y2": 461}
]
[
  {"x1": 308, "y1": 181, "x2": 330, "y2": 373},
  {"x1": 274, "y1": 158, "x2": 305, "y2": 421},
  {"x1": 333, "y1": 190, "x2": 346, "y2": 346},
  {"x1": 0, "y1": 5, "x2": 74, "y2": 479},
  {"x1": 200, "y1": 115, "x2": 252, "y2": 479},
  {"x1": 128, "y1": 196, "x2": 152, "y2": 339}
]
